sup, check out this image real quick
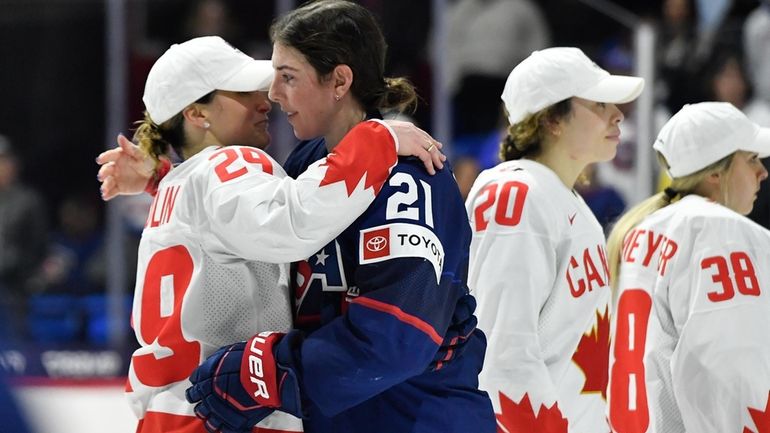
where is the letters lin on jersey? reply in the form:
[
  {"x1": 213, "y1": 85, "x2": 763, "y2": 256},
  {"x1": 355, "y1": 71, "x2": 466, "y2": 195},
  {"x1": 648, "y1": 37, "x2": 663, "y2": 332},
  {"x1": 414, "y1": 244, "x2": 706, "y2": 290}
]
[{"x1": 129, "y1": 120, "x2": 399, "y2": 433}]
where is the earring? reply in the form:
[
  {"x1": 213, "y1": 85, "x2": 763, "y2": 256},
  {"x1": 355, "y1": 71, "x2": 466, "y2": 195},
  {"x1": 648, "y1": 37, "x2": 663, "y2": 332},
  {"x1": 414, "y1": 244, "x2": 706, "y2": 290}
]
[
  {"x1": 203, "y1": 121, "x2": 210, "y2": 129},
  {"x1": 334, "y1": 95, "x2": 341, "y2": 101}
]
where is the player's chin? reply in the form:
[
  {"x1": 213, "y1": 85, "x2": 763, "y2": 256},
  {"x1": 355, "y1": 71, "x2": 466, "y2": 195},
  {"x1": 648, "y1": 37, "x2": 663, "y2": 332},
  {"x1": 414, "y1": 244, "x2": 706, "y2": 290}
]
[
  {"x1": 257, "y1": 133, "x2": 272, "y2": 150},
  {"x1": 246, "y1": 131, "x2": 272, "y2": 150},
  {"x1": 743, "y1": 197, "x2": 757, "y2": 215},
  {"x1": 596, "y1": 145, "x2": 618, "y2": 162},
  {"x1": 289, "y1": 117, "x2": 326, "y2": 141},
  {"x1": 740, "y1": 203, "x2": 754, "y2": 216},
  {"x1": 291, "y1": 128, "x2": 318, "y2": 142}
]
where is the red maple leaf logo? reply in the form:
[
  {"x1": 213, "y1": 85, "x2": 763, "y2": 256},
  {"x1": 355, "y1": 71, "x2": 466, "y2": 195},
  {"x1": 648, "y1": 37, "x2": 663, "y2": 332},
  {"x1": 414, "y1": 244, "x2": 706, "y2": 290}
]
[
  {"x1": 319, "y1": 121, "x2": 397, "y2": 196},
  {"x1": 744, "y1": 391, "x2": 770, "y2": 433},
  {"x1": 496, "y1": 392, "x2": 568, "y2": 433},
  {"x1": 572, "y1": 307, "x2": 611, "y2": 400}
]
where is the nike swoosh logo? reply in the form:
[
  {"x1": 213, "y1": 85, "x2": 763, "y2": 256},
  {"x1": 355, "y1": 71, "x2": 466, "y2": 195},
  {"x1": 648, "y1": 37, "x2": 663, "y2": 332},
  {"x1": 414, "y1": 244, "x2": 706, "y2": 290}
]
[{"x1": 568, "y1": 213, "x2": 576, "y2": 225}]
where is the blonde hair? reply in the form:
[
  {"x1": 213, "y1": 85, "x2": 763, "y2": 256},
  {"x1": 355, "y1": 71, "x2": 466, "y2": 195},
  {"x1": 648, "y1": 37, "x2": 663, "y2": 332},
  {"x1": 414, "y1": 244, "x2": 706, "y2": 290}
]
[
  {"x1": 132, "y1": 90, "x2": 216, "y2": 162},
  {"x1": 133, "y1": 112, "x2": 172, "y2": 163},
  {"x1": 499, "y1": 99, "x2": 572, "y2": 162},
  {"x1": 607, "y1": 151, "x2": 735, "y2": 289}
]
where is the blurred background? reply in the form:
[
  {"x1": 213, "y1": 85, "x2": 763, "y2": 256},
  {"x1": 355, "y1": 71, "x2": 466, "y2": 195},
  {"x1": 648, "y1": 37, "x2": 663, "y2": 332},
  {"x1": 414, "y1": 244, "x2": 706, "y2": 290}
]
[{"x1": 0, "y1": 0, "x2": 768, "y2": 431}]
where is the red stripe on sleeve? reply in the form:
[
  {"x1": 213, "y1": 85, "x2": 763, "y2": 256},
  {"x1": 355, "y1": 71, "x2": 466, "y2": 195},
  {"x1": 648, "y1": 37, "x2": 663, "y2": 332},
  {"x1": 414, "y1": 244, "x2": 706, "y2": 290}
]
[{"x1": 351, "y1": 297, "x2": 443, "y2": 345}]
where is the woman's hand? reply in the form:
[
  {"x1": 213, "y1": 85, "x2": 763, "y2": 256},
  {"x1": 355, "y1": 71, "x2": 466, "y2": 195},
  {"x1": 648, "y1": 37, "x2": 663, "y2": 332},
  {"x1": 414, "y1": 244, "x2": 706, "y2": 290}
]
[
  {"x1": 385, "y1": 119, "x2": 446, "y2": 175},
  {"x1": 96, "y1": 134, "x2": 157, "y2": 200}
]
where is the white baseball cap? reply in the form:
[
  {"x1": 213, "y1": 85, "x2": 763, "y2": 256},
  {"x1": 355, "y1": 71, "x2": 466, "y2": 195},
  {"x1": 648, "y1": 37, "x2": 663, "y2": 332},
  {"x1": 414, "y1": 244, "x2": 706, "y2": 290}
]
[
  {"x1": 501, "y1": 47, "x2": 645, "y2": 125},
  {"x1": 143, "y1": 36, "x2": 274, "y2": 124},
  {"x1": 653, "y1": 102, "x2": 770, "y2": 178}
]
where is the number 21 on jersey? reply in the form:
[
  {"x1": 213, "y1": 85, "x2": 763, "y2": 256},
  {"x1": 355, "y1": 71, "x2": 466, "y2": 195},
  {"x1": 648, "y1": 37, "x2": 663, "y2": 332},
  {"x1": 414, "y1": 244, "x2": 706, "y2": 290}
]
[{"x1": 386, "y1": 172, "x2": 435, "y2": 226}]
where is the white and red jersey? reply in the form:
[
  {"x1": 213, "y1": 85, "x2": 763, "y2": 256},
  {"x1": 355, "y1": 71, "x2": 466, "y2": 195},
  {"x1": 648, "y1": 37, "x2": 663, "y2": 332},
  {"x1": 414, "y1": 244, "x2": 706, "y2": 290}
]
[
  {"x1": 466, "y1": 159, "x2": 611, "y2": 433},
  {"x1": 609, "y1": 194, "x2": 770, "y2": 433},
  {"x1": 126, "y1": 120, "x2": 399, "y2": 433}
]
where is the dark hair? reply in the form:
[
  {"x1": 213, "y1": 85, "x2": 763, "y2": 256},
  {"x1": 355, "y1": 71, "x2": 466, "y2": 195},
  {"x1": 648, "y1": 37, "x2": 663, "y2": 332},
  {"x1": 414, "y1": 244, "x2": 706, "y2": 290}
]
[
  {"x1": 270, "y1": 0, "x2": 417, "y2": 113},
  {"x1": 134, "y1": 92, "x2": 215, "y2": 161},
  {"x1": 499, "y1": 99, "x2": 573, "y2": 161},
  {"x1": 704, "y1": 49, "x2": 752, "y2": 102}
]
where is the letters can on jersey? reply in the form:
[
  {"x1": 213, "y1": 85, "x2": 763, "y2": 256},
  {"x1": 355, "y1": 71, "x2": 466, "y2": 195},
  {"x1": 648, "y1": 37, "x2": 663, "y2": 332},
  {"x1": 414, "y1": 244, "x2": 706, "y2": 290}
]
[{"x1": 359, "y1": 223, "x2": 445, "y2": 283}]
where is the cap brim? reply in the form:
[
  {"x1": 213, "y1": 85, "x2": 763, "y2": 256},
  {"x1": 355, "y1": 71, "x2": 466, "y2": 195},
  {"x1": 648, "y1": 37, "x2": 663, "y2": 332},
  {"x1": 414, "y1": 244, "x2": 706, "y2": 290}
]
[
  {"x1": 219, "y1": 60, "x2": 274, "y2": 92},
  {"x1": 576, "y1": 75, "x2": 645, "y2": 104},
  {"x1": 749, "y1": 127, "x2": 770, "y2": 158}
]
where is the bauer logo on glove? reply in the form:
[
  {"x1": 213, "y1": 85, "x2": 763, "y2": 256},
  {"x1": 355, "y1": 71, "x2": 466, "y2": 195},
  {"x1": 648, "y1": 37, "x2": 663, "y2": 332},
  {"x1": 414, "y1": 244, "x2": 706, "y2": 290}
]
[
  {"x1": 186, "y1": 330, "x2": 306, "y2": 433},
  {"x1": 242, "y1": 331, "x2": 282, "y2": 406}
]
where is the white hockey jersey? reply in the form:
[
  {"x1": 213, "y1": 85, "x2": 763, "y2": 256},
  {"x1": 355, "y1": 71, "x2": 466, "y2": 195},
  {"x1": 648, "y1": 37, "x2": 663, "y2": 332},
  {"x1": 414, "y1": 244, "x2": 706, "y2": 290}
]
[
  {"x1": 466, "y1": 159, "x2": 611, "y2": 433},
  {"x1": 608, "y1": 194, "x2": 770, "y2": 433},
  {"x1": 125, "y1": 120, "x2": 399, "y2": 433}
]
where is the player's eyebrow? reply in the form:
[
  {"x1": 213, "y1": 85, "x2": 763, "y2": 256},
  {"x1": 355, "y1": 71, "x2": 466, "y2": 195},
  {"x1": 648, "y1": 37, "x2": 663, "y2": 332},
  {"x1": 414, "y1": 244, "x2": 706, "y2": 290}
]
[{"x1": 275, "y1": 64, "x2": 300, "y2": 72}]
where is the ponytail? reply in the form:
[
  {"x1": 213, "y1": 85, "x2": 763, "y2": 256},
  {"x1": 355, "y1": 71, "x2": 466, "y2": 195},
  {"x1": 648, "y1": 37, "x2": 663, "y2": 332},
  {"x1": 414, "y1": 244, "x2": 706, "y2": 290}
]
[
  {"x1": 606, "y1": 191, "x2": 675, "y2": 290},
  {"x1": 380, "y1": 77, "x2": 418, "y2": 114},
  {"x1": 607, "y1": 152, "x2": 735, "y2": 290},
  {"x1": 133, "y1": 104, "x2": 199, "y2": 164},
  {"x1": 133, "y1": 112, "x2": 168, "y2": 163},
  {"x1": 500, "y1": 99, "x2": 572, "y2": 161}
]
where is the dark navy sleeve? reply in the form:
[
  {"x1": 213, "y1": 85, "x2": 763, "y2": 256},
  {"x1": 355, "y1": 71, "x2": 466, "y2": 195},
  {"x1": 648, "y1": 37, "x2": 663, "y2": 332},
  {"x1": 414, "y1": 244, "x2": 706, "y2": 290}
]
[
  {"x1": 283, "y1": 137, "x2": 329, "y2": 179},
  {"x1": 297, "y1": 158, "x2": 472, "y2": 416}
]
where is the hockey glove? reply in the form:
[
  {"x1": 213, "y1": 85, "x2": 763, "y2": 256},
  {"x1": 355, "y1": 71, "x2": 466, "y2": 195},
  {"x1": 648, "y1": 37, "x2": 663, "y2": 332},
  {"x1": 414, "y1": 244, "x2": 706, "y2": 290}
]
[
  {"x1": 430, "y1": 293, "x2": 478, "y2": 371},
  {"x1": 186, "y1": 331, "x2": 305, "y2": 433}
]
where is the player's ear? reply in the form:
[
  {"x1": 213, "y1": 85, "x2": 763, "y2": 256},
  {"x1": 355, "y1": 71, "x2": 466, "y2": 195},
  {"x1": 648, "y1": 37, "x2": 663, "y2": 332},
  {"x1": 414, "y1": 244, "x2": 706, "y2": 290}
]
[
  {"x1": 699, "y1": 170, "x2": 723, "y2": 198},
  {"x1": 541, "y1": 116, "x2": 561, "y2": 138},
  {"x1": 182, "y1": 104, "x2": 208, "y2": 130},
  {"x1": 332, "y1": 64, "x2": 354, "y2": 101}
]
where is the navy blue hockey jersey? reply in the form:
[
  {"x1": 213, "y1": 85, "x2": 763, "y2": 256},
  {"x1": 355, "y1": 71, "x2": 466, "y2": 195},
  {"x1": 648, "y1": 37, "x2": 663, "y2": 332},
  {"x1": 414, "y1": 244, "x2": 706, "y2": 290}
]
[{"x1": 285, "y1": 137, "x2": 495, "y2": 433}]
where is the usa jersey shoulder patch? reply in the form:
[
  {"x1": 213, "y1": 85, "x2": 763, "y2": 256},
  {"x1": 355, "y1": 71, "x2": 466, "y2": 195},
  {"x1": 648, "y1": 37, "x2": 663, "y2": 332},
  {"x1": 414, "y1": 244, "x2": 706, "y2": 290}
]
[{"x1": 359, "y1": 223, "x2": 444, "y2": 283}]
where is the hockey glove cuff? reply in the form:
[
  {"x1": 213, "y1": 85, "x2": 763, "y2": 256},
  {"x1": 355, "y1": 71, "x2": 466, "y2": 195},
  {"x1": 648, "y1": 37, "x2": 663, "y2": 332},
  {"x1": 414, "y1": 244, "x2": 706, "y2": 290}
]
[
  {"x1": 430, "y1": 293, "x2": 478, "y2": 371},
  {"x1": 185, "y1": 331, "x2": 305, "y2": 433}
]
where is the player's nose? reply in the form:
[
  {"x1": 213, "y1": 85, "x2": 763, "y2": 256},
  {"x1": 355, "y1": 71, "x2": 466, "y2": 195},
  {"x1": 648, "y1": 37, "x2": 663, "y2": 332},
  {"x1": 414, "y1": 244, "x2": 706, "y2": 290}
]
[
  {"x1": 610, "y1": 104, "x2": 624, "y2": 124},
  {"x1": 256, "y1": 91, "x2": 271, "y2": 114},
  {"x1": 758, "y1": 164, "x2": 768, "y2": 181}
]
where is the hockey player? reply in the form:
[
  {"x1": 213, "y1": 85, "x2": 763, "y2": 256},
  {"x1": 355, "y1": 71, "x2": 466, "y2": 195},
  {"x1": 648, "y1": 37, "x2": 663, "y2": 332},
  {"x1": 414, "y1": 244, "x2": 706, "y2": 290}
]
[
  {"x1": 96, "y1": 36, "x2": 444, "y2": 433},
  {"x1": 606, "y1": 102, "x2": 770, "y2": 433},
  {"x1": 183, "y1": 1, "x2": 495, "y2": 432},
  {"x1": 465, "y1": 47, "x2": 644, "y2": 432}
]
